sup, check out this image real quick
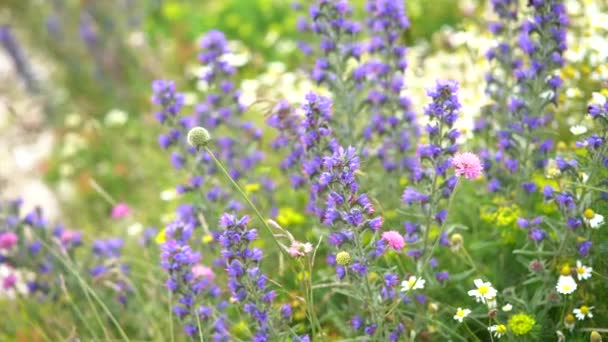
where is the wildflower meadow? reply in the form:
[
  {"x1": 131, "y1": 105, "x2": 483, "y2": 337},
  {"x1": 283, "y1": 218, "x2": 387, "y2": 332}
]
[{"x1": 1, "y1": 0, "x2": 607, "y2": 341}]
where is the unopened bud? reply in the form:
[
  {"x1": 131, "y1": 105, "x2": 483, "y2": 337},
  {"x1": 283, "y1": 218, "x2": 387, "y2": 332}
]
[
  {"x1": 336, "y1": 251, "x2": 351, "y2": 266},
  {"x1": 187, "y1": 126, "x2": 211, "y2": 149},
  {"x1": 591, "y1": 331, "x2": 602, "y2": 342}
]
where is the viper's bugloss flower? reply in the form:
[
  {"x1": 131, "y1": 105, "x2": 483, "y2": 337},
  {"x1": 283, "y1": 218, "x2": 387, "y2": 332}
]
[
  {"x1": 217, "y1": 213, "x2": 287, "y2": 339},
  {"x1": 160, "y1": 216, "x2": 229, "y2": 339}
]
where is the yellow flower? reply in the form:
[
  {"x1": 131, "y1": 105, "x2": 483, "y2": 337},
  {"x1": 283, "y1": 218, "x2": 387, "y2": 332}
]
[
  {"x1": 276, "y1": 207, "x2": 305, "y2": 227},
  {"x1": 155, "y1": 228, "x2": 167, "y2": 244},
  {"x1": 244, "y1": 183, "x2": 261, "y2": 193},
  {"x1": 584, "y1": 208, "x2": 595, "y2": 220},
  {"x1": 202, "y1": 234, "x2": 214, "y2": 244},
  {"x1": 508, "y1": 313, "x2": 536, "y2": 336}
]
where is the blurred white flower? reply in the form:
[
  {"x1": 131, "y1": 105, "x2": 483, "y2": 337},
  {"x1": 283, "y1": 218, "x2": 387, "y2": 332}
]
[
  {"x1": 104, "y1": 109, "x2": 128, "y2": 127},
  {"x1": 160, "y1": 189, "x2": 177, "y2": 201},
  {"x1": 569, "y1": 125, "x2": 587, "y2": 135},
  {"x1": 127, "y1": 222, "x2": 144, "y2": 236}
]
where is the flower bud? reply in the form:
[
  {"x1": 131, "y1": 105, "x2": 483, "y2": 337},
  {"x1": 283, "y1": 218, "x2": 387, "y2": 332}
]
[
  {"x1": 187, "y1": 126, "x2": 211, "y2": 149},
  {"x1": 488, "y1": 308, "x2": 497, "y2": 318},
  {"x1": 590, "y1": 331, "x2": 602, "y2": 342},
  {"x1": 336, "y1": 251, "x2": 351, "y2": 266},
  {"x1": 529, "y1": 259, "x2": 544, "y2": 273},
  {"x1": 449, "y1": 233, "x2": 463, "y2": 251}
]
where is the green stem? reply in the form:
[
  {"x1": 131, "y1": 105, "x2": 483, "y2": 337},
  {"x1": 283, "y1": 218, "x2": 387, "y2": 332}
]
[
  {"x1": 204, "y1": 146, "x2": 288, "y2": 256},
  {"x1": 39, "y1": 240, "x2": 131, "y2": 341}
]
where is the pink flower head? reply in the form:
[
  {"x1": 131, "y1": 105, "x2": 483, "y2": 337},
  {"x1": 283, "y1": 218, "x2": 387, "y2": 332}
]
[
  {"x1": 382, "y1": 231, "x2": 405, "y2": 251},
  {"x1": 111, "y1": 202, "x2": 131, "y2": 219},
  {"x1": 452, "y1": 152, "x2": 483, "y2": 179},
  {"x1": 2, "y1": 273, "x2": 17, "y2": 290},
  {"x1": 288, "y1": 241, "x2": 313, "y2": 257},
  {"x1": 60, "y1": 230, "x2": 80, "y2": 245},
  {"x1": 192, "y1": 264, "x2": 215, "y2": 281},
  {"x1": 0, "y1": 232, "x2": 18, "y2": 249}
]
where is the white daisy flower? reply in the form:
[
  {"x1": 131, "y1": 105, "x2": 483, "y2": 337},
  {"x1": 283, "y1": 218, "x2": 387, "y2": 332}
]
[
  {"x1": 591, "y1": 92, "x2": 606, "y2": 105},
  {"x1": 488, "y1": 324, "x2": 507, "y2": 338},
  {"x1": 573, "y1": 305, "x2": 594, "y2": 320},
  {"x1": 502, "y1": 303, "x2": 513, "y2": 312},
  {"x1": 453, "y1": 307, "x2": 471, "y2": 323},
  {"x1": 570, "y1": 125, "x2": 588, "y2": 135},
  {"x1": 589, "y1": 214, "x2": 605, "y2": 229},
  {"x1": 556, "y1": 275, "x2": 577, "y2": 295},
  {"x1": 584, "y1": 208, "x2": 604, "y2": 229},
  {"x1": 400, "y1": 276, "x2": 425, "y2": 292},
  {"x1": 467, "y1": 279, "x2": 497, "y2": 303},
  {"x1": 575, "y1": 260, "x2": 593, "y2": 281}
]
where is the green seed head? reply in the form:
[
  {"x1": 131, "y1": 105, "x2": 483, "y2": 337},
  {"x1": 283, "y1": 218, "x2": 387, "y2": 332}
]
[
  {"x1": 335, "y1": 251, "x2": 351, "y2": 266},
  {"x1": 187, "y1": 126, "x2": 211, "y2": 149}
]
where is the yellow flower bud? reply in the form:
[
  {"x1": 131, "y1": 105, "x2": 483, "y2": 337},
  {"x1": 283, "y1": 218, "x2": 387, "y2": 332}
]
[
  {"x1": 590, "y1": 331, "x2": 602, "y2": 342},
  {"x1": 336, "y1": 251, "x2": 351, "y2": 266}
]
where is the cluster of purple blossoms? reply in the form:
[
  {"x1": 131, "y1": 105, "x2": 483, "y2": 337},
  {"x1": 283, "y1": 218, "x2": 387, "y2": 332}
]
[
  {"x1": 401, "y1": 81, "x2": 461, "y2": 277},
  {"x1": 301, "y1": 0, "x2": 362, "y2": 85},
  {"x1": 322, "y1": 145, "x2": 385, "y2": 276},
  {"x1": 298, "y1": 0, "x2": 419, "y2": 171},
  {"x1": 152, "y1": 30, "x2": 274, "y2": 222},
  {"x1": 0, "y1": 198, "x2": 137, "y2": 307},
  {"x1": 512, "y1": 1, "x2": 568, "y2": 185},
  {"x1": 297, "y1": 92, "x2": 399, "y2": 338},
  {"x1": 480, "y1": 0, "x2": 568, "y2": 195},
  {"x1": 0, "y1": 200, "x2": 80, "y2": 298},
  {"x1": 358, "y1": 0, "x2": 419, "y2": 173},
  {"x1": 516, "y1": 216, "x2": 546, "y2": 242},
  {"x1": 266, "y1": 100, "x2": 307, "y2": 189},
  {"x1": 160, "y1": 216, "x2": 230, "y2": 340},
  {"x1": 542, "y1": 91, "x2": 608, "y2": 258},
  {"x1": 90, "y1": 238, "x2": 133, "y2": 305},
  {"x1": 217, "y1": 213, "x2": 293, "y2": 341},
  {"x1": 295, "y1": 0, "x2": 365, "y2": 143},
  {"x1": 481, "y1": 0, "x2": 519, "y2": 134}
]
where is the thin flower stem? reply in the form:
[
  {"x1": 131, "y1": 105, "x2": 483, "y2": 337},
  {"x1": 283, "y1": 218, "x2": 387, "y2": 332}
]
[
  {"x1": 461, "y1": 246, "x2": 479, "y2": 273},
  {"x1": 195, "y1": 310, "x2": 205, "y2": 342},
  {"x1": 463, "y1": 322, "x2": 481, "y2": 342},
  {"x1": 204, "y1": 146, "x2": 288, "y2": 257},
  {"x1": 169, "y1": 290, "x2": 175, "y2": 342},
  {"x1": 37, "y1": 238, "x2": 131, "y2": 341}
]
